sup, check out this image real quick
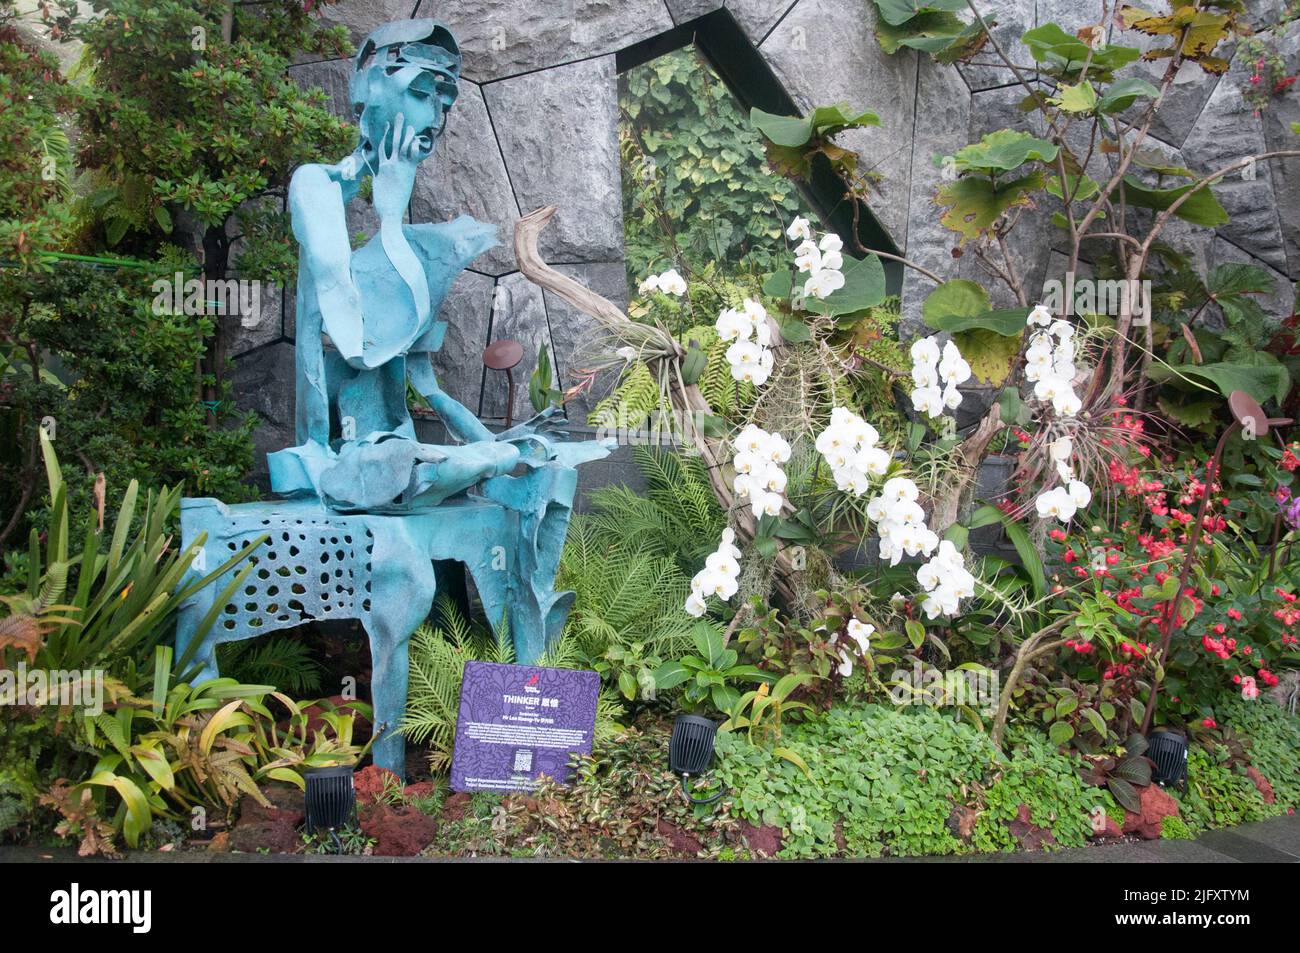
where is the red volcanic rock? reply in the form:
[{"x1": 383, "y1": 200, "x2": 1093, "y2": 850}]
[
  {"x1": 441, "y1": 792, "x2": 471, "y2": 822},
  {"x1": 1246, "y1": 767, "x2": 1276, "y2": 805},
  {"x1": 1121, "y1": 784, "x2": 1180, "y2": 840},
  {"x1": 230, "y1": 784, "x2": 304, "y2": 854},
  {"x1": 360, "y1": 803, "x2": 438, "y2": 856},
  {"x1": 353, "y1": 764, "x2": 401, "y2": 804},
  {"x1": 739, "y1": 821, "x2": 783, "y2": 857},
  {"x1": 656, "y1": 818, "x2": 704, "y2": 856}
]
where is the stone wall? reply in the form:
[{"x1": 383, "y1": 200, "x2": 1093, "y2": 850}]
[{"x1": 229, "y1": 0, "x2": 1300, "y2": 482}]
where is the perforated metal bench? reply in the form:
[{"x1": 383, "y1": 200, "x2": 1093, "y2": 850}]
[{"x1": 174, "y1": 463, "x2": 579, "y2": 777}]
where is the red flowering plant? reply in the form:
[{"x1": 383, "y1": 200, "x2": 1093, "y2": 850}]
[{"x1": 1039, "y1": 426, "x2": 1300, "y2": 734}]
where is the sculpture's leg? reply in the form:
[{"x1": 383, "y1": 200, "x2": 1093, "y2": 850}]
[
  {"x1": 464, "y1": 539, "x2": 513, "y2": 652},
  {"x1": 509, "y1": 499, "x2": 577, "y2": 664},
  {"x1": 362, "y1": 529, "x2": 438, "y2": 779}
]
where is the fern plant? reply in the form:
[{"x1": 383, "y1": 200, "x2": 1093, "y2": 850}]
[
  {"x1": 216, "y1": 635, "x2": 325, "y2": 696},
  {"x1": 585, "y1": 446, "x2": 725, "y2": 575}
]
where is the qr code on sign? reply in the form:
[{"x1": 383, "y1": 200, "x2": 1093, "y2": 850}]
[{"x1": 512, "y1": 749, "x2": 533, "y2": 773}]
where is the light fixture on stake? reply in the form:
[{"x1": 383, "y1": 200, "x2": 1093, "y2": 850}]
[
  {"x1": 1146, "y1": 730, "x2": 1188, "y2": 788},
  {"x1": 669, "y1": 714, "x2": 724, "y2": 805}
]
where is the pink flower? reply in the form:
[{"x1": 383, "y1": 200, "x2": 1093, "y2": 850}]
[{"x1": 1241, "y1": 676, "x2": 1258, "y2": 700}]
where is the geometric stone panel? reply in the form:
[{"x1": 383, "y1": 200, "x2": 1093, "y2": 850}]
[
  {"x1": 410, "y1": 80, "x2": 521, "y2": 275},
  {"x1": 1182, "y1": 49, "x2": 1288, "y2": 271},
  {"x1": 665, "y1": 0, "x2": 801, "y2": 44},
  {"x1": 483, "y1": 56, "x2": 624, "y2": 265},
  {"x1": 761, "y1": 0, "x2": 917, "y2": 249},
  {"x1": 541, "y1": 260, "x2": 630, "y2": 421},
  {"x1": 228, "y1": 341, "x2": 297, "y2": 489},
  {"x1": 900, "y1": 57, "x2": 972, "y2": 331},
  {"x1": 429, "y1": 269, "x2": 497, "y2": 412},
  {"x1": 434, "y1": 0, "x2": 675, "y2": 83}
]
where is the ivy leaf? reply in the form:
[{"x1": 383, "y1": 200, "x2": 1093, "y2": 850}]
[
  {"x1": 952, "y1": 129, "x2": 1059, "y2": 174},
  {"x1": 936, "y1": 170, "x2": 1047, "y2": 240},
  {"x1": 1119, "y1": 175, "x2": 1228, "y2": 227}
]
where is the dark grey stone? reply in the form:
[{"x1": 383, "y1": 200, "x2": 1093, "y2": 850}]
[
  {"x1": 225, "y1": 283, "x2": 287, "y2": 358},
  {"x1": 409, "y1": 80, "x2": 521, "y2": 276},
  {"x1": 483, "y1": 56, "x2": 624, "y2": 265},
  {"x1": 1260, "y1": 22, "x2": 1300, "y2": 278},
  {"x1": 430, "y1": 268, "x2": 496, "y2": 413},
  {"x1": 480, "y1": 271, "x2": 551, "y2": 423},
  {"x1": 229, "y1": 341, "x2": 298, "y2": 487},
  {"x1": 762, "y1": 0, "x2": 918, "y2": 249},
  {"x1": 900, "y1": 57, "x2": 972, "y2": 331},
  {"x1": 1181, "y1": 47, "x2": 1289, "y2": 271},
  {"x1": 955, "y1": 0, "x2": 1034, "y2": 93},
  {"x1": 287, "y1": 55, "x2": 354, "y2": 124}
]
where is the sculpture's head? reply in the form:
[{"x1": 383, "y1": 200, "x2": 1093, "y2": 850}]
[{"x1": 350, "y1": 19, "x2": 460, "y2": 171}]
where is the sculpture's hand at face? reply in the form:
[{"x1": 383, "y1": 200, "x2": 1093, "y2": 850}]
[{"x1": 373, "y1": 113, "x2": 421, "y2": 225}]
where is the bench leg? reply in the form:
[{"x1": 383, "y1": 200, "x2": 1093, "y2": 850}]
[{"x1": 363, "y1": 550, "x2": 438, "y2": 779}]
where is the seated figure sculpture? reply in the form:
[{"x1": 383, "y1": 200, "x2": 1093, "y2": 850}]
[{"x1": 174, "y1": 19, "x2": 612, "y2": 777}]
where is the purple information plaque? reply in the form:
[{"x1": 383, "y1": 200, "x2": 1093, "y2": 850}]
[{"x1": 449, "y1": 660, "x2": 600, "y2": 793}]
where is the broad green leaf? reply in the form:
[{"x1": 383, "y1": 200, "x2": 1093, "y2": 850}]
[
  {"x1": 1051, "y1": 80, "x2": 1098, "y2": 113},
  {"x1": 802, "y1": 253, "x2": 887, "y2": 317},
  {"x1": 1021, "y1": 23, "x2": 1140, "y2": 78},
  {"x1": 1097, "y1": 77, "x2": 1159, "y2": 113},
  {"x1": 750, "y1": 104, "x2": 879, "y2": 147},
  {"x1": 1048, "y1": 720, "x2": 1075, "y2": 745},
  {"x1": 1119, "y1": 176, "x2": 1228, "y2": 227},
  {"x1": 922, "y1": 278, "x2": 988, "y2": 323},
  {"x1": 952, "y1": 129, "x2": 1059, "y2": 174},
  {"x1": 954, "y1": 328, "x2": 1023, "y2": 384},
  {"x1": 1147, "y1": 359, "x2": 1289, "y2": 405},
  {"x1": 873, "y1": 0, "x2": 968, "y2": 27},
  {"x1": 936, "y1": 170, "x2": 1046, "y2": 239}
]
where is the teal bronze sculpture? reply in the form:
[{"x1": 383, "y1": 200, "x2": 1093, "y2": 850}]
[{"x1": 174, "y1": 19, "x2": 612, "y2": 777}]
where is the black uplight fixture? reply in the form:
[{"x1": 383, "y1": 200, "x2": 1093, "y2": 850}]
[
  {"x1": 1146, "y1": 730, "x2": 1189, "y2": 787},
  {"x1": 669, "y1": 714, "x2": 723, "y2": 805},
  {"x1": 304, "y1": 765, "x2": 357, "y2": 835}
]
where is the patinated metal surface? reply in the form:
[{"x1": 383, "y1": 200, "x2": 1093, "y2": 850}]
[{"x1": 176, "y1": 18, "x2": 611, "y2": 776}]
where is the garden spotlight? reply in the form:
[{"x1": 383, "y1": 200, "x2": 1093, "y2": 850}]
[{"x1": 669, "y1": 714, "x2": 724, "y2": 805}]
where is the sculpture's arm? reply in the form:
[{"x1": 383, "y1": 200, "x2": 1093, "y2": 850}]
[
  {"x1": 289, "y1": 157, "x2": 368, "y2": 367},
  {"x1": 407, "y1": 352, "x2": 493, "y2": 444}
]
